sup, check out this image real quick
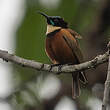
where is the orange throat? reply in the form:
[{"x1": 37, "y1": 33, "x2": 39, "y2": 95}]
[{"x1": 46, "y1": 25, "x2": 61, "y2": 35}]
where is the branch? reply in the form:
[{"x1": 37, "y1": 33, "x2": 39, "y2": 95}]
[
  {"x1": 0, "y1": 49, "x2": 109, "y2": 74},
  {"x1": 102, "y1": 43, "x2": 110, "y2": 110}
]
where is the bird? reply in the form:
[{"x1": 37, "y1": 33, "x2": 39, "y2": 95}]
[{"x1": 38, "y1": 12, "x2": 88, "y2": 99}]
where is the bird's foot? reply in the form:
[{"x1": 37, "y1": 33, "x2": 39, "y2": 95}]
[
  {"x1": 49, "y1": 64, "x2": 60, "y2": 72},
  {"x1": 56, "y1": 65, "x2": 63, "y2": 75},
  {"x1": 49, "y1": 63, "x2": 73, "y2": 74},
  {"x1": 56, "y1": 63, "x2": 73, "y2": 74},
  {"x1": 49, "y1": 64, "x2": 63, "y2": 75}
]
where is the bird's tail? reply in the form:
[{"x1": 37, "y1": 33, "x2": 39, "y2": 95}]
[
  {"x1": 72, "y1": 73, "x2": 80, "y2": 99},
  {"x1": 72, "y1": 72, "x2": 87, "y2": 99}
]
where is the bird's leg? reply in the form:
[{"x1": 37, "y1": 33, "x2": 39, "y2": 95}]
[{"x1": 67, "y1": 63, "x2": 73, "y2": 65}]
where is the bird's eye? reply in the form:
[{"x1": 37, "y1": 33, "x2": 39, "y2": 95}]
[{"x1": 54, "y1": 19, "x2": 58, "y2": 22}]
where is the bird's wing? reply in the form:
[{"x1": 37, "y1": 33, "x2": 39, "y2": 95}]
[
  {"x1": 61, "y1": 29, "x2": 83, "y2": 63},
  {"x1": 67, "y1": 28, "x2": 82, "y2": 39}
]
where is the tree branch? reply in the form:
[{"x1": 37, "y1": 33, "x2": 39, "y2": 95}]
[
  {"x1": 0, "y1": 49, "x2": 109, "y2": 74},
  {"x1": 102, "y1": 43, "x2": 110, "y2": 110}
]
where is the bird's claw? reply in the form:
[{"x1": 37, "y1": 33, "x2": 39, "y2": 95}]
[
  {"x1": 56, "y1": 65, "x2": 63, "y2": 75},
  {"x1": 49, "y1": 64, "x2": 60, "y2": 72},
  {"x1": 49, "y1": 64, "x2": 63, "y2": 75},
  {"x1": 56, "y1": 63, "x2": 72, "y2": 74}
]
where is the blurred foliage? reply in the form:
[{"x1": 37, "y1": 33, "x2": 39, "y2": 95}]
[{"x1": 11, "y1": 0, "x2": 110, "y2": 110}]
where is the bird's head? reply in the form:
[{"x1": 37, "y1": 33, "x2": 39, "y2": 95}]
[{"x1": 38, "y1": 12, "x2": 68, "y2": 28}]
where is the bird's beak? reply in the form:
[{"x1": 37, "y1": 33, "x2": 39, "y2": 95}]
[{"x1": 38, "y1": 11, "x2": 49, "y2": 20}]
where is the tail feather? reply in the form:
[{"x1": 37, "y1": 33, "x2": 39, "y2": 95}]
[
  {"x1": 72, "y1": 73, "x2": 80, "y2": 99},
  {"x1": 79, "y1": 72, "x2": 88, "y2": 84},
  {"x1": 72, "y1": 72, "x2": 87, "y2": 99}
]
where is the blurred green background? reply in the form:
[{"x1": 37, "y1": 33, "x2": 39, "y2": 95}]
[{"x1": 9, "y1": 0, "x2": 110, "y2": 110}]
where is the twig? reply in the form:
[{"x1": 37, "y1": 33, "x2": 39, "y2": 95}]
[
  {"x1": 102, "y1": 42, "x2": 110, "y2": 110},
  {"x1": 0, "y1": 49, "x2": 109, "y2": 74},
  {"x1": 0, "y1": 49, "x2": 109, "y2": 102}
]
